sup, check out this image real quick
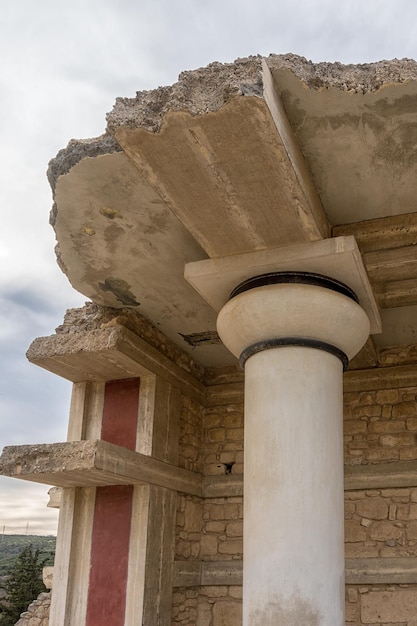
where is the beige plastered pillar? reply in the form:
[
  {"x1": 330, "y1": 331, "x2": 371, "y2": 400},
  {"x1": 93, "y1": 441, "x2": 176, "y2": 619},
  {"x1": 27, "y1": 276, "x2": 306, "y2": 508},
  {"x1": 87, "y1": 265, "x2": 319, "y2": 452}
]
[{"x1": 216, "y1": 274, "x2": 370, "y2": 625}]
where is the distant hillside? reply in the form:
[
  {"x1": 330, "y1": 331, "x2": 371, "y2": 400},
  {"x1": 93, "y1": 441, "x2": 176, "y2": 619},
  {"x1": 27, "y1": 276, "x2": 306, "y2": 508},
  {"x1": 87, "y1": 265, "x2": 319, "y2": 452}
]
[{"x1": 0, "y1": 535, "x2": 56, "y2": 579}]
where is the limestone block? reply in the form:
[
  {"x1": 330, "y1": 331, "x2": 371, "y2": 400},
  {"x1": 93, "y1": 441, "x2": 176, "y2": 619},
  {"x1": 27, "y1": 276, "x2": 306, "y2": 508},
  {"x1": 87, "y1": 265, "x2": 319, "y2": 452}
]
[
  {"x1": 407, "y1": 417, "x2": 417, "y2": 431},
  {"x1": 197, "y1": 600, "x2": 212, "y2": 626},
  {"x1": 42, "y1": 566, "x2": 54, "y2": 590},
  {"x1": 207, "y1": 428, "x2": 225, "y2": 442},
  {"x1": 400, "y1": 447, "x2": 417, "y2": 460},
  {"x1": 406, "y1": 520, "x2": 417, "y2": 540},
  {"x1": 369, "y1": 521, "x2": 403, "y2": 541},
  {"x1": 345, "y1": 544, "x2": 379, "y2": 558},
  {"x1": 369, "y1": 420, "x2": 406, "y2": 433},
  {"x1": 184, "y1": 499, "x2": 203, "y2": 532},
  {"x1": 375, "y1": 389, "x2": 399, "y2": 404},
  {"x1": 356, "y1": 498, "x2": 389, "y2": 520},
  {"x1": 361, "y1": 587, "x2": 417, "y2": 622},
  {"x1": 47, "y1": 486, "x2": 62, "y2": 508},
  {"x1": 344, "y1": 420, "x2": 367, "y2": 435},
  {"x1": 209, "y1": 504, "x2": 239, "y2": 520},
  {"x1": 229, "y1": 586, "x2": 242, "y2": 599},
  {"x1": 345, "y1": 520, "x2": 367, "y2": 542},
  {"x1": 380, "y1": 432, "x2": 416, "y2": 447},
  {"x1": 226, "y1": 521, "x2": 243, "y2": 537},
  {"x1": 367, "y1": 448, "x2": 399, "y2": 462},
  {"x1": 218, "y1": 539, "x2": 242, "y2": 555},
  {"x1": 345, "y1": 602, "x2": 358, "y2": 622},
  {"x1": 393, "y1": 401, "x2": 417, "y2": 418},
  {"x1": 205, "y1": 521, "x2": 225, "y2": 533},
  {"x1": 396, "y1": 503, "x2": 417, "y2": 520},
  {"x1": 212, "y1": 601, "x2": 242, "y2": 626},
  {"x1": 200, "y1": 535, "x2": 218, "y2": 556},
  {"x1": 347, "y1": 587, "x2": 358, "y2": 603}
]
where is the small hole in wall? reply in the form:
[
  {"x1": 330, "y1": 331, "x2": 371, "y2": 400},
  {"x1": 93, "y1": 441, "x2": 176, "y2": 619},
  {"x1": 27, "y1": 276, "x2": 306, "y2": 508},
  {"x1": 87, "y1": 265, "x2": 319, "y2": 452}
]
[{"x1": 218, "y1": 462, "x2": 235, "y2": 475}]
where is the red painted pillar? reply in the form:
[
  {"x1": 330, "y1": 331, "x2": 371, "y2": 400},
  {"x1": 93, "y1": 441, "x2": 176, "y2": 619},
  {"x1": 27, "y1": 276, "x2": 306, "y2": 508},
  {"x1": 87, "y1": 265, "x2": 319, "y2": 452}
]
[{"x1": 86, "y1": 378, "x2": 140, "y2": 626}]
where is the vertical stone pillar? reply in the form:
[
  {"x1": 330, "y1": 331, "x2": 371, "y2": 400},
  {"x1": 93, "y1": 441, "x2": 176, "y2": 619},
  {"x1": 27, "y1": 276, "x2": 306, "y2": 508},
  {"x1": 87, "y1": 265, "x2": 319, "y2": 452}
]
[
  {"x1": 217, "y1": 272, "x2": 370, "y2": 626},
  {"x1": 49, "y1": 374, "x2": 180, "y2": 626}
]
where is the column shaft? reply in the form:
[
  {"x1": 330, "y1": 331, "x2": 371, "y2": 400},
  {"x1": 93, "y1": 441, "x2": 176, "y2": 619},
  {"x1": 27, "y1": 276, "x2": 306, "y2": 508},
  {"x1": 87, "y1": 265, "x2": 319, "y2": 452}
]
[{"x1": 244, "y1": 346, "x2": 345, "y2": 625}]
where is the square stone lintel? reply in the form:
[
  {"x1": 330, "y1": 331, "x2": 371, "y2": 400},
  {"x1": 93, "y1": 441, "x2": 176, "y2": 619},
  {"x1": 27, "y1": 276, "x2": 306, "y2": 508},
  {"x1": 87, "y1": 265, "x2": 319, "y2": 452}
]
[
  {"x1": 185, "y1": 236, "x2": 381, "y2": 334},
  {"x1": 0, "y1": 440, "x2": 201, "y2": 496}
]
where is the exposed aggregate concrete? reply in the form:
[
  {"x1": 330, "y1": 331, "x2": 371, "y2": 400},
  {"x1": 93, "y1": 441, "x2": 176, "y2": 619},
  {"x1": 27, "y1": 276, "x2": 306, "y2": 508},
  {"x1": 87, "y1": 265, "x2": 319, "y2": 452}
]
[{"x1": 47, "y1": 54, "x2": 417, "y2": 188}]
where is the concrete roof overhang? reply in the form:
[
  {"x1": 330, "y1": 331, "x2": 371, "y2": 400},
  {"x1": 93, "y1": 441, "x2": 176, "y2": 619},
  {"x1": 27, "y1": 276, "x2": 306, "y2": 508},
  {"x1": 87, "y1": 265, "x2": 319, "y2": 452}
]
[{"x1": 48, "y1": 54, "x2": 417, "y2": 368}]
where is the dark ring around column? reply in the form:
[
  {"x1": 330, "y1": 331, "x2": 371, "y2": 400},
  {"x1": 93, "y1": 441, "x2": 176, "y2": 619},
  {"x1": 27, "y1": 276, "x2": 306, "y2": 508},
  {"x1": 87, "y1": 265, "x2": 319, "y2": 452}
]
[
  {"x1": 229, "y1": 271, "x2": 359, "y2": 303},
  {"x1": 239, "y1": 337, "x2": 349, "y2": 370}
]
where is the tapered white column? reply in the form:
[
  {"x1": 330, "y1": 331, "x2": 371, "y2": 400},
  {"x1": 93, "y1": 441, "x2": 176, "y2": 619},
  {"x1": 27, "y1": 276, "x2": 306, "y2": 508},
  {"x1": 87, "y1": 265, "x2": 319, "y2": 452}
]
[{"x1": 217, "y1": 273, "x2": 370, "y2": 626}]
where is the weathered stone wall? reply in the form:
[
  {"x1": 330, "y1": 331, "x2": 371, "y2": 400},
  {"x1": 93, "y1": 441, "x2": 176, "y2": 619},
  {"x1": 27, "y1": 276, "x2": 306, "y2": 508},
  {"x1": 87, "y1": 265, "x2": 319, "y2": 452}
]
[
  {"x1": 204, "y1": 402, "x2": 244, "y2": 477},
  {"x1": 176, "y1": 494, "x2": 203, "y2": 561},
  {"x1": 344, "y1": 387, "x2": 417, "y2": 465},
  {"x1": 171, "y1": 373, "x2": 417, "y2": 626},
  {"x1": 14, "y1": 592, "x2": 51, "y2": 626},
  {"x1": 346, "y1": 584, "x2": 417, "y2": 624},
  {"x1": 172, "y1": 587, "x2": 242, "y2": 626},
  {"x1": 345, "y1": 488, "x2": 417, "y2": 559},
  {"x1": 201, "y1": 498, "x2": 243, "y2": 562},
  {"x1": 343, "y1": 384, "x2": 417, "y2": 625},
  {"x1": 179, "y1": 395, "x2": 204, "y2": 474},
  {"x1": 172, "y1": 383, "x2": 244, "y2": 625}
]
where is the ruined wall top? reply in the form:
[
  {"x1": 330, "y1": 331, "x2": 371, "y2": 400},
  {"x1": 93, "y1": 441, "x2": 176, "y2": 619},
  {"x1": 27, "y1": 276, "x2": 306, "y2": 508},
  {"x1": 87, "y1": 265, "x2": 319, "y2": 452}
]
[{"x1": 47, "y1": 54, "x2": 417, "y2": 188}]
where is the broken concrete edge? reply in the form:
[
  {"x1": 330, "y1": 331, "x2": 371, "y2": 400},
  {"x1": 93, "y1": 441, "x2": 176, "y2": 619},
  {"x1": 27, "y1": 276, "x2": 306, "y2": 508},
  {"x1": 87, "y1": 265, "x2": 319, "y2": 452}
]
[
  {"x1": 46, "y1": 54, "x2": 417, "y2": 190},
  {"x1": 24, "y1": 303, "x2": 417, "y2": 391},
  {"x1": 0, "y1": 439, "x2": 202, "y2": 496},
  {"x1": 107, "y1": 54, "x2": 417, "y2": 133},
  {"x1": 47, "y1": 133, "x2": 122, "y2": 195},
  {"x1": 26, "y1": 302, "x2": 206, "y2": 383}
]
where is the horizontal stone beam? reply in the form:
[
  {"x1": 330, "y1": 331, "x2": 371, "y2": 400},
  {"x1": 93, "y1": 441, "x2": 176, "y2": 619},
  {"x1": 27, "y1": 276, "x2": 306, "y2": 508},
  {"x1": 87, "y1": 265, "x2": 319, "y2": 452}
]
[
  {"x1": 344, "y1": 460, "x2": 417, "y2": 491},
  {"x1": 0, "y1": 440, "x2": 202, "y2": 497},
  {"x1": 345, "y1": 558, "x2": 417, "y2": 585},
  {"x1": 173, "y1": 560, "x2": 243, "y2": 587},
  {"x1": 173, "y1": 558, "x2": 417, "y2": 587},
  {"x1": 27, "y1": 325, "x2": 205, "y2": 404},
  {"x1": 203, "y1": 474, "x2": 244, "y2": 498},
  {"x1": 333, "y1": 214, "x2": 417, "y2": 309},
  {"x1": 333, "y1": 212, "x2": 417, "y2": 255},
  {"x1": 204, "y1": 461, "x2": 417, "y2": 498},
  {"x1": 344, "y1": 364, "x2": 417, "y2": 392},
  {"x1": 17, "y1": 454, "x2": 417, "y2": 503}
]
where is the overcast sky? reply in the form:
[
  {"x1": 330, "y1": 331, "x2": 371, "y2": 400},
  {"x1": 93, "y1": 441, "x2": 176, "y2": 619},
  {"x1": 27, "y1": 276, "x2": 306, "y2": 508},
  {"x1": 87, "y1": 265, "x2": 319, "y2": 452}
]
[{"x1": 1, "y1": 0, "x2": 417, "y2": 535}]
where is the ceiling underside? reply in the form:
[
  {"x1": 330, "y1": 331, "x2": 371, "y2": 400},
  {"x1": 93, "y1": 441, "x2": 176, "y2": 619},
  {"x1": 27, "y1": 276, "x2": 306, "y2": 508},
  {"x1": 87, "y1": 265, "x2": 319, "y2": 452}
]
[{"x1": 49, "y1": 54, "x2": 417, "y2": 367}]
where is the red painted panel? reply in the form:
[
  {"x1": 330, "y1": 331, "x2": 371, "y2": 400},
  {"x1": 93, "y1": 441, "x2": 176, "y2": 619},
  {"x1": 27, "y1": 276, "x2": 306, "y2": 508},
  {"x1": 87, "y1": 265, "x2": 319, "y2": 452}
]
[
  {"x1": 86, "y1": 485, "x2": 133, "y2": 626},
  {"x1": 101, "y1": 378, "x2": 140, "y2": 450}
]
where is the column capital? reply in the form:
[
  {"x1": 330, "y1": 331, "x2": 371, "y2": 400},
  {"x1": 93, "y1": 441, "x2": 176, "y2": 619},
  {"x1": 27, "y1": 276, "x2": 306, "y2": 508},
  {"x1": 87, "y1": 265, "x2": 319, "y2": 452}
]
[{"x1": 217, "y1": 273, "x2": 370, "y2": 366}]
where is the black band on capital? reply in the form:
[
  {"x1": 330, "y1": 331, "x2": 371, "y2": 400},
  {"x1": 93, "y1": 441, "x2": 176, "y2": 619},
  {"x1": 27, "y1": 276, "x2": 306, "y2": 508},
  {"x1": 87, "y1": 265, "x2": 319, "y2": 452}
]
[
  {"x1": 239, "y1": 337, "x2": 349, "y2": 371},
  {"x1": 229, "y1": 271, "x2": 359, "y2": 303}
]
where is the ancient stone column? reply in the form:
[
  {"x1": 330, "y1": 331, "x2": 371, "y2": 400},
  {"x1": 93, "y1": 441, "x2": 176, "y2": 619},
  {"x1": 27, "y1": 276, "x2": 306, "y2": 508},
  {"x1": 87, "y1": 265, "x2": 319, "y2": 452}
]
[{"x1": 216, "y1": 272, "x2": 370, "y2": 626}]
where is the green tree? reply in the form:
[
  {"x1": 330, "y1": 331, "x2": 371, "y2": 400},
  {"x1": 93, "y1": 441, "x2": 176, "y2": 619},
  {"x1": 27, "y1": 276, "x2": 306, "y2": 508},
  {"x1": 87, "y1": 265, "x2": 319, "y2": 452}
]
[{"x1": 0, "y1": 544, "x2": 47, "y2": 626}]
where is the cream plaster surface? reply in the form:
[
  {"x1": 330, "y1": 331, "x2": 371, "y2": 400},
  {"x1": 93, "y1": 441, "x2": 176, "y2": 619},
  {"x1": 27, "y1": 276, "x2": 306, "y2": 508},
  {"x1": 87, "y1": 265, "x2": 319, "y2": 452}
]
[{"x1": 243, "y1": 347, "x2": 345, "y2": 625}]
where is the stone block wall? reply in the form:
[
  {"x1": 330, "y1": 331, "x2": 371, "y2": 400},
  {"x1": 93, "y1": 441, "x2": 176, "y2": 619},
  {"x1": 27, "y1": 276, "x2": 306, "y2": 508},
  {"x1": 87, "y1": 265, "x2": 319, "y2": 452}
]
[
  {"x1": 344, "y1": 387, "x2": 417, "y2": 465},
  {"x1": 179, "y1": 395, "x2": 204, "y2": 474},
  {"x1": 172, "y1": 370, "x2": 417, "y2": 626},
  {"x1": 203, "y1": 404, "x2": 244, "y2": 477},
  {"x1": 201, "y1": 498, "x2": 243, "y2": 562},
  {"x1": 342, "y1": 382, "x2": 417, "y2": 625},
  {"x1": 345, "y1": 488, "x2": 417, "y2": 559},
  {"x1": 346, "y1": 584, "x2": 417, "y2": 624}
]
